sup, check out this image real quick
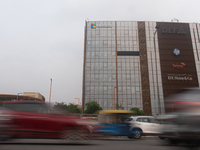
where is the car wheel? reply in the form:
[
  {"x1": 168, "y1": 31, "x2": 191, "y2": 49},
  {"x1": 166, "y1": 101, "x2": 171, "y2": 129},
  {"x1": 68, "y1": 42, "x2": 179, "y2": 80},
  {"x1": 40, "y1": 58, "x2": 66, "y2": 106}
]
[{"x1": 133, "y1": 129, "x2": 142, "y2": 139}]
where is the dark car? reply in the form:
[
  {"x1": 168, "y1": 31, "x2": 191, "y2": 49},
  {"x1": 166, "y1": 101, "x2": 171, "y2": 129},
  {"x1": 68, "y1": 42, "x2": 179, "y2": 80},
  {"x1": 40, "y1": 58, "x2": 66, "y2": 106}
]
[
  {"x1": 159, "y1": 88, "x2": 200, "y2": 145},
  {"x1": 0, "y1": 101, "x2": 90, "y2": 141}
]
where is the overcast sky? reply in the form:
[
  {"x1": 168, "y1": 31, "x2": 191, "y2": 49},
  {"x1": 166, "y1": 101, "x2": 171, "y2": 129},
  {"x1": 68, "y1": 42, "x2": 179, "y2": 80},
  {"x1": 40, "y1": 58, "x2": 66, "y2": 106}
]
[{"x1": 0, "y1": 0, "x2": 200, "y2": 104}]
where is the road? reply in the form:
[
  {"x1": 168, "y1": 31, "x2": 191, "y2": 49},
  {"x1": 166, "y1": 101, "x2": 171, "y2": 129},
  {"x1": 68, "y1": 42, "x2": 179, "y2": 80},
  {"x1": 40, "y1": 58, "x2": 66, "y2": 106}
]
[{"x1": 0, "y1": 137, "x2": 199, "y2": 150}]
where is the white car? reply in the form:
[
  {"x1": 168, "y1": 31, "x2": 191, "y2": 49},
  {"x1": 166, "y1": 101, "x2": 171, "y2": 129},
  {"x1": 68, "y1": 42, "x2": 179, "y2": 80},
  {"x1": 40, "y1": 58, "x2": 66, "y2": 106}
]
[{"x1": 124, "y1": 116, "x2": 163, "y2": 139}]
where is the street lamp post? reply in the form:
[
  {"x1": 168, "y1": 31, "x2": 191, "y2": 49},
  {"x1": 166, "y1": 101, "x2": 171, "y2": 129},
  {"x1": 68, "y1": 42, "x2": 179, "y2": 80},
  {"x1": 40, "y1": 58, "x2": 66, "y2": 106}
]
[
  {"x1": 49, "y1": 78, "x2": 52, "y2": 106},
  {"x1": 154, "y1": 24, "x2": 161, "y2": 115}
]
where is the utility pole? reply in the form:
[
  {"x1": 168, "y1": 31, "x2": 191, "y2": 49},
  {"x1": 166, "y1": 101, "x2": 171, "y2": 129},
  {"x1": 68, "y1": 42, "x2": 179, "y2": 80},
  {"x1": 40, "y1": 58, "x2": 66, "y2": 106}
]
[{"x1": 49, "y1": 78, "x2": 52, "y2": 106}]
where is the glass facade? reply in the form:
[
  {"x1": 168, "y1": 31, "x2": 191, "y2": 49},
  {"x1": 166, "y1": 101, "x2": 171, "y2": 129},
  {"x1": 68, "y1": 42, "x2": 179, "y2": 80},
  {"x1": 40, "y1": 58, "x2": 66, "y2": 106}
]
[
  {"x1": 117, "y1": 56, "x2": 142, "y2": 110},
  {"x1": 116, "y1": 22, "x2": 142, "y2": 110},
  {"x1": 83, "y1": 21, "x2": 200, "y2": 115},
  {"x1": 145, "y1": 21, "x2": 165, "y2": 114},
  {"x1": 190, "y1": 23, "x2": 200, "y2": 86},
  {"x1": 85, "y1": 21, "x2": 116, "y2": 110},
  {"x1": 84, "y1": 21, "x2": 143, "y2": 111}
]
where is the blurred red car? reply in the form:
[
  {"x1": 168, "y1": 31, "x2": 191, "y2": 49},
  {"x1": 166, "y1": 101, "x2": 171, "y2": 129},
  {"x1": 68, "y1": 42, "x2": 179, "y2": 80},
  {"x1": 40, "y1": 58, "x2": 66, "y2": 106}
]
[{"x1": 0, "y1": 101, "x2": 90, "y2": 140}]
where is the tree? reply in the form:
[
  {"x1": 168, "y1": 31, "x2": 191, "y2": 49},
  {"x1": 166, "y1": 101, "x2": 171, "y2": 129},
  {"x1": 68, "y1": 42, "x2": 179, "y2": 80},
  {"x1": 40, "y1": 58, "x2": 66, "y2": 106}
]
[
  {"x1": 67, "y1": 103, "x2": 81, "y2": 114},
  {"x1": 53, "y1": 102, "x2": 81, "y2": 114},
  {"x1": 84, "y1": 101, "x2": 103, "y2": 114},
  {"x1": 53, "y1": 102, "x2": 68, "y2": 112},
  {"x1": 130, "y1": 107, "x2": 145, "y2": 116}
]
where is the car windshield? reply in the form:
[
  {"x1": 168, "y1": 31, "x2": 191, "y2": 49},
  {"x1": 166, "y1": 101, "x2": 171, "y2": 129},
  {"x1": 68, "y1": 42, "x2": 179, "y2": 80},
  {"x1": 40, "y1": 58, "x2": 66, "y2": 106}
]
[
  {"x1": 51, "y1": 106, "x2": 72, "y2": 115},
  {"x1": 2, "y1": 102, "x2": 60, "y2": 115},
  {"x1": 0, "y1": 106, "x2": 10, "y2": 111},
  {"x1": 124, "y1": 118, "x2": 133, "y2": 122}
]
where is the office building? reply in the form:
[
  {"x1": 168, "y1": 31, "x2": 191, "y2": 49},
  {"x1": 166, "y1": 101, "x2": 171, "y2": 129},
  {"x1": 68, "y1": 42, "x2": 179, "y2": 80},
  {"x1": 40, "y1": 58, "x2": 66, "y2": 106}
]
[{"x1": 82, "y1": 21, "x2": 200, "y2": 115}]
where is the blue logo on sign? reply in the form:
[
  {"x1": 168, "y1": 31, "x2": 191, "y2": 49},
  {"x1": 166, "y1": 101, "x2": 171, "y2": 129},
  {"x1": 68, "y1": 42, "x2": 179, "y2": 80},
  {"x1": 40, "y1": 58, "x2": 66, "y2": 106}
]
[{"x1": 173, "y1": 48, "x2": 180, "y2": 56}]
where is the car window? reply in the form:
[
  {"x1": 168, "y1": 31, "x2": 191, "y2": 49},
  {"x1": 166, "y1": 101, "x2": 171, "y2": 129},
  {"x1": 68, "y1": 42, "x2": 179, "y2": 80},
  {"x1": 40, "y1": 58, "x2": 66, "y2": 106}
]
[
  {"x1": 0, "y1": 106, "x2": 10, "y2": 110},
  {"x1": 5, "y1": 103, "x2": 49, "y2": 114},
  {"x1": 137, "y1": 118, "x2": 150, "y2": 123},
  {"x1": 124, "y1": 118, "x2": 133, "y2": 122},
  {"x1": 34, "y1": 104, "x2": 49, "y2": 114},
  {"x1": 149, "y1": 118, "x2": 161, "y2": 124}
]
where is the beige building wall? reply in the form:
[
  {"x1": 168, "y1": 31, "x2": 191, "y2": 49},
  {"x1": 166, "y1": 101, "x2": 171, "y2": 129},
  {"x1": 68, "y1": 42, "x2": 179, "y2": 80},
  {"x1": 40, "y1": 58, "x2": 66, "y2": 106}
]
[{"x1": 23, "y1": 92, "x2": 44, "y2": 101}]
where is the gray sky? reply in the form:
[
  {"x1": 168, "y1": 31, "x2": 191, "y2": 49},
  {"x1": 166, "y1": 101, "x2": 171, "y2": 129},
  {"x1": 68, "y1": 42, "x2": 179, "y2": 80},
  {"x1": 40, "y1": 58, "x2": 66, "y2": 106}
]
[{"x1": 0, "y1": 0, "x2": 200, "y2": 105}]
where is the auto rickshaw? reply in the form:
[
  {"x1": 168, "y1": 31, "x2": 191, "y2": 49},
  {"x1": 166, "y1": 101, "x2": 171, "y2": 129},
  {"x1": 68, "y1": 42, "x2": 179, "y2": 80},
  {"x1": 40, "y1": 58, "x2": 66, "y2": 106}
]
[{"x1": 95, "y1": 110, "x2": 135, "y2": 137}]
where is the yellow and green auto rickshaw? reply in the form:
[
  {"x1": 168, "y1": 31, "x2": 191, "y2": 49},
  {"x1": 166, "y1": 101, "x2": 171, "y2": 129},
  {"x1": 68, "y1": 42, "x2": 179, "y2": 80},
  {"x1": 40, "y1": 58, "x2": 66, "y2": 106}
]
[{"x1": 95, "y1": 110, "x2": 135, "y2": 137}]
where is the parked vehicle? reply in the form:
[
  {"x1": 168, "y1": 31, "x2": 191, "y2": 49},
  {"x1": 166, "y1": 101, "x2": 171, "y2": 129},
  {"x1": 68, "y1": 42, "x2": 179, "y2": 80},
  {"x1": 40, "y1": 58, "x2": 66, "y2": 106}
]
[
  {"x1": 0, "y1": 101, "x2": 90, "y2": 141},
  {"x1": 124, "y1": 116, "x2": 163, "y2": 139},
  {"x1": 95, "y1": 110, "x2": 135, "y2": 137}
]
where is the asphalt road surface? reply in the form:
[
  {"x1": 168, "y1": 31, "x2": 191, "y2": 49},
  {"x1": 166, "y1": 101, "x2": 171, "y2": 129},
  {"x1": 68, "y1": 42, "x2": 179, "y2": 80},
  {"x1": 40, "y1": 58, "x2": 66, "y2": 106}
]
[{"x1": 0, "y1": 137, "x2": 199, "y2": 150}]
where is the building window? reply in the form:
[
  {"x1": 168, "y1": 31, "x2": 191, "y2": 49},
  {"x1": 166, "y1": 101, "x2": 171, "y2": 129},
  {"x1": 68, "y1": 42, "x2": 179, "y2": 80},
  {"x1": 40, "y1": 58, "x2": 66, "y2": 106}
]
[
  {"x1": 87, "y1": 41, "x2": 91, "y2": 45},
  {"x1": 104, "y1": 63, "x2": 108, "y2": 68}
]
